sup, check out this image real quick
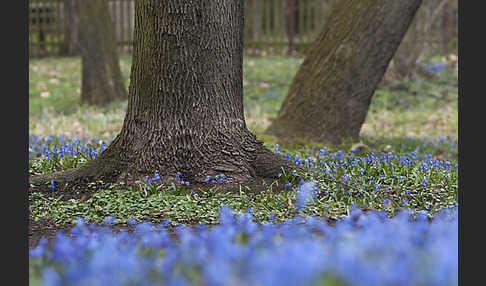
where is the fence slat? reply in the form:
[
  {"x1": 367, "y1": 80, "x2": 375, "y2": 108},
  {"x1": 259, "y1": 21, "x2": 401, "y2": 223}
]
[
  {"x1": 120, "y1": 0, "x2": 125, "y2": 51},
  {"x1": 56, "y1": 0, "x2": 61, "y2": 49},
  {"x1": 306, "y1": 0, "x2": 311, "y2": 42},
  {"x1": 298, "y1": 0, "x2": 304, "y2": 44},
  {"x1": 267, "y1": 0, "x2": 272, "y2": 42}
]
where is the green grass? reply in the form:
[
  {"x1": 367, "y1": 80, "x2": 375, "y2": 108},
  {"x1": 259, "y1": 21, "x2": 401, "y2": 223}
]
[
  {"x1": 29, "y1": 55, "x2": 131, "y2": 137},
  {"x1": 30, "y1": 156, "x2": 457, "y2": 227},
  {"x1": 29, "y1": 53, "x2": 458, "y2": 227},
  {"x1": 29, "y1": 135, "x2": 457, "y2": 226},
  {"x1": 29, "y1": 53, "x2": 457, "y2": 139}
]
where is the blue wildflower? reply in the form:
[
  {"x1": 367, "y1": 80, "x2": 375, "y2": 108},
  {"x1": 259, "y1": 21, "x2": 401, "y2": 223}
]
[
  {"x1": 103, "y1": 216, "x2": 116, "y2": 225},
  {"x1": 127, "y1": 218, "x2": 137, "y2": 226},
  {"x1": 42, "y1": 267, "x2": 61, "y2": 286},
  {"x1": 295, "y1": 181, "x2": 318, "y2": 210}
]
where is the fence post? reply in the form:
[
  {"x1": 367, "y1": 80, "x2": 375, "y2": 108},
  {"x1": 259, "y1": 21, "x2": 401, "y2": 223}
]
[{"x1": 287, "y1": 0, "x2": 295, "y2": 54}]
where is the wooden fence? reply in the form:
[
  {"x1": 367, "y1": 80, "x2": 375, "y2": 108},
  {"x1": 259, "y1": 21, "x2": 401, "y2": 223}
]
[
  {"x1": 29, "y1": 0, "x2": 136, "y2": 57},
  {"x1": 29, "y1": 0, "x2": 458, "y2": 58},
  {"x1": 29, "y1": 0, "x2": 64, "y2": 57}
]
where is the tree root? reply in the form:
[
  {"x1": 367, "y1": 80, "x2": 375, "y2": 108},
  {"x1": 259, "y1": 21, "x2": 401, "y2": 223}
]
[
  {"x1": 28, "y1": 157, "x2": 125, "y2": 200},
  {"x1": 28, "y1": 142, "x2": 294, "y2": 201}
]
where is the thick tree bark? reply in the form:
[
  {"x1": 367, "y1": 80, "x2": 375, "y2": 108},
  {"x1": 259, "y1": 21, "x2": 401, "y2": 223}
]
[
  {"x1": 60, "y1": 0, "x2": 80, "y2": 56},
  {"x1": 78, "y1": 0, "x2": 127, "y2": 105},
  {"x1": 30, "y1": 0, "x2": 285, "y2": 194},
  {"x1": 266, "y1": 0, "x2": 423, "y2": 145}
]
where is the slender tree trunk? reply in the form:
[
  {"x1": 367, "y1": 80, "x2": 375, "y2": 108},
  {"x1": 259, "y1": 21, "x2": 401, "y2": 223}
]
[
  {"x1": 287, "y1": 0, "x2": 295, "y2": 54},
  {"x1": 266, "y1": 0, "x2": 423, "y2": 145},
  {"x1": 78, "y1": 0, "x2": 127, "y2": 105},
  {"x1": 60, "y1": 0, "x2": 80, "y2": 56},
  {"x1": 390, "y1": 14, "x2": 422, "y2": 79},
  {"x1": 390, "y1": 0, "x2": 448, "y2": 80},
  {"x1": 30, "y1": 0, "x2": 285, "y2": 193},
  {"x1": 441, "y1": 2, "x2": 451, "y2": 54}
]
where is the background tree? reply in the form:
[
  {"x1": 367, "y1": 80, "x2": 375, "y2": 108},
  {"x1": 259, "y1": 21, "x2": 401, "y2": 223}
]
[
  {"x1": 60, "y1": 0, "x2": 80, "y2": 56},
  {"x1": 386, "y1": 0, "x2": 450, "y2": 80},
  {"x1": 30, "y1": 0, "x2": 285, "y2": 192},
  {"x1": 265, "y1": 0, "x2": 423, "y2": 146},
  {"x1": 286, "y1": 0, "x2": 295, "y2": 54},
  {"x1": 78, "y1": 0, "x2": 127, "y2": 105}
]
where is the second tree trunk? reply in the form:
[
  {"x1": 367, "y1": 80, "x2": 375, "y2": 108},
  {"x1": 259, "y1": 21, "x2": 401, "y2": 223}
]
[
  {"x1": 266, "y1": 0, "x2": 423, "y2": 145},
  {"x1": 78, "y1": 0, "x2": 127, "y2": 105}
]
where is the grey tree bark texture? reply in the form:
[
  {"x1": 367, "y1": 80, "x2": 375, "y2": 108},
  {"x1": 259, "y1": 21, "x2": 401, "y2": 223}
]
[
  {"x1": 265, "y1": 0, "x2": 423, "y2": 146},
  {"x1": 30, "y1": 0, "x2": 286, "y2": 195},
  {"x1": 78, "y1": 0, "x2": 127, "y2": 105}
]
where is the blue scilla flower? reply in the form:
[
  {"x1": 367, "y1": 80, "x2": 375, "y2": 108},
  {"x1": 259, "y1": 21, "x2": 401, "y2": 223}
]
[
  {"x1": 295, "y1": 181, "x2": 318, "y2": 210},
  {"x1": 218, "y1": 205, "x2": 234, "y2": 225},
  {"x1": 237, "y1": 213, "x2": 258, "y2": 235},
  {"x1": 203, "y1": 255, "x2": 233, "y2": 286},
  {"x1": 103, "y1": 216, "x2": 116, "y2": 225},
  {"x1": 166, "y1": 275, "x2": 192, "y2": 286},
  {"x1": 29, "y1": 238, "x2": 48, "y2": 257},
  {"x1": 153, "y1": 171, "x2": 160, "y2": 181},
  {"x1": 422, "y1": 178, "x2": 428, "y2": 187},
  {"x1": 29, "y1": 205, "x2": 458, "y2": 286},
  {"x1": 50, "y1": 180, "x2": 55, "y2": 190},
  {"x1": 423, "y1": 62, "x2": 446, "y2": 74},
  {"x1": 42, "y1": 267, "x2": 62, "y2": 286},
  {"x1": 135, "y1": 221, "x2": 153, "y2": 235}
]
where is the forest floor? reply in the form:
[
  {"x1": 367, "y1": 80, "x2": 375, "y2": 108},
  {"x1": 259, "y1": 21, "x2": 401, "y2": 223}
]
[{"x1": 28, "y1": 53, "x2": 458, "y2": 249}]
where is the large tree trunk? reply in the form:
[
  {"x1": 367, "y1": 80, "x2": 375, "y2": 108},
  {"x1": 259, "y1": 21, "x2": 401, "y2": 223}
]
[
  {"x1": 78, "y1": 0, "x2": 127, "y2": 105},
  {"x1": 60, "y1": 0, "x2": 80, "y2": 56},
  {"x1": 266, "y1": 0, "x2": 423, "y2": 145},
  {"x1": 30, "y1": 0, "x2": 284, "y2": 194}
]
